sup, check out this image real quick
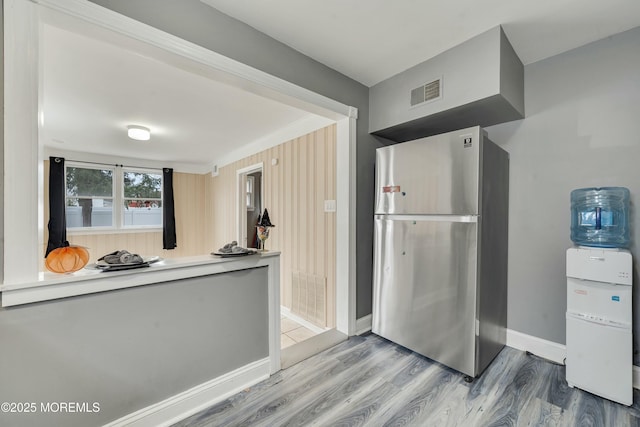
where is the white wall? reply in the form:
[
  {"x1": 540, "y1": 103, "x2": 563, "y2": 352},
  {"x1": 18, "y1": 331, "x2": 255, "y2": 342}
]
[
  {"x1": 0, "y1": 0, "x2": 5, "y2": 283},
  {"x1": 487, "y1": 26, "x2": 640, "y2": 362}
]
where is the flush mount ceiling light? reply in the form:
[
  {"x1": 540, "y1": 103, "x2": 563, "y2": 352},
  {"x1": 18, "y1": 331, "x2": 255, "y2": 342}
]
[{"x1": 127, "y1": 125, "x2": 151, "y2": 141}]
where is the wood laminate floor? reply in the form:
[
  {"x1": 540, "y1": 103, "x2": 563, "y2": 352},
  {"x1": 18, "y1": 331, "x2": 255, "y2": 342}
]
[{"x1": 173, "y1": 334, "x2": 640, "y2": 426}]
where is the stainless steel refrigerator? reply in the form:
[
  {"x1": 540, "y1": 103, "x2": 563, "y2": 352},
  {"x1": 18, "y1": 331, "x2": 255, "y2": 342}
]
[{"x1": 372, "y1": 126, "x2": 509, "y2": 379}]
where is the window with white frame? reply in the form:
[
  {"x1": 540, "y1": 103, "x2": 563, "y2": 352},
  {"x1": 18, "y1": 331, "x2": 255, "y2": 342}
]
[
  {"x1": 65, "y1": 164, "x2": 115, "y2": 228},
  {"x1": 122, "y1": 169, "x2": 163, "y2": 228},
  {"x1": 246, "y1": 175, "x2": 255, "y2": 211},
  {"x1": 65, "y1": 163, "x2": 163, "y2": 230}
]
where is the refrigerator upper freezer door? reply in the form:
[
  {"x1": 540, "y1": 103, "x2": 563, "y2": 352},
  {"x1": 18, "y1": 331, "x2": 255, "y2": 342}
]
[
  {"x1": 372, "y1": 215, "x2": 478, "y2": 377},
  {"x1": 375, "y1": 126, "x2": 481, "y2": 215}
]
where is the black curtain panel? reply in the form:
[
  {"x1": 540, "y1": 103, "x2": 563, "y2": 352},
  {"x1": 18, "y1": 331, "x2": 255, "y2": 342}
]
[
  {"x1": 46, "y1": 156, "x2": 69, "y2": 257},
  {"x1": 163, "y1": 168, "x2": 177, "y2": 250}
]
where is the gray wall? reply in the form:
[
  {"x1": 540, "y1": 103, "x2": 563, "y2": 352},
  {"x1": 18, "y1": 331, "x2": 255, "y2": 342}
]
[
  {"x1": 88, "y1": 0, "x2": 383, "y2": 319},
  {"x1": 370, "y1": 26, "x2": 502, "y2": 133},
  {"x1": 369, "y1": 27, "x2": 523, "y2": 142},
  {"x1": 0, "y1": 268, "x2": 269, "y2": 427},
  {"x1": 486, "y1": 26, "x2": 640, "y2": 362}
]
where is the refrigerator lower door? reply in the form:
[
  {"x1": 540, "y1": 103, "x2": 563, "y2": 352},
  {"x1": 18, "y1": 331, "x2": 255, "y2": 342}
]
[
  {"x1": 566, "y1": 313, "x2": 632, "y2": 405},
  {"x1": 372, "y1": 214, "x2": 478, "y2": 377}
]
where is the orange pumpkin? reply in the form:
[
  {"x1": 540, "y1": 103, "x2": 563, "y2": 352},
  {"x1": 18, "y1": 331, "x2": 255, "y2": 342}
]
[{"x1": 45, "y1": 246, "x2": 90, "y2": 273}]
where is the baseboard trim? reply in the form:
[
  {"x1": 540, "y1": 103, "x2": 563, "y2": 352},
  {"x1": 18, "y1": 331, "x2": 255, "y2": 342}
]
[
  {"x1": 281, "y1": 306, "x2": 327, "y2": 335},
  {"x1": 506, "y1": 328, "x2": 640, "y2": 389},
  {"x1": 356, "y1": 314, "x2": 372, "y2": 335},
  {"x1": 506, "y1": 328, "x2": 566, "y2": 365},
  {"x1": 281, "y1": 329, "x2": 347, "y2": 370},
  {"x1": 104, "y1": 358, "x2": 271, "y2": 427}
]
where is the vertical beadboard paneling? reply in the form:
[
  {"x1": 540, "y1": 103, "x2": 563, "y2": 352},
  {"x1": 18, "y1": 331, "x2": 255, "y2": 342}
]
[
  {"x1": 211, "y1": 125, "x2": 337, "y2": 328},
  {"x1": 326, "y1": 128, "x2": 337, "y2": 328},
  {"x1": 282, "y1": 141, "x2": 293, "y2": 309},
  {"x1": 290, "y1": 138, "x2": 300, "y2": 308},
  {"x1": 315, "y1": 129, "x2": 326, "y2": 296},
  {"x1": 172, "y1": 171, "x2": 207, "y2": 256},
  {"x1": 299, "y1": 135, "x2": 308, "y2": 276},
  {"x1": 203, "y1": 173, "x2": 215, "y2": 255}
]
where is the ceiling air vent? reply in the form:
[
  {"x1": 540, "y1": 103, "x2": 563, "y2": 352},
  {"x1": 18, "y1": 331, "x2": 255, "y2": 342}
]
[{"x1": 410, "y1": 78, "x2": 442, "y2": 107}]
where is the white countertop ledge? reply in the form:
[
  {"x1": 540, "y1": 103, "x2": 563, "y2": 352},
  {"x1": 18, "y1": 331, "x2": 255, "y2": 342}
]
[{"x1": 0, "y1": 252, "x2": 281, "y2": 308}]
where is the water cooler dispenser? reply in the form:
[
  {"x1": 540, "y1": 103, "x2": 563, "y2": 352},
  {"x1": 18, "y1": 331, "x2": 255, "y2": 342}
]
[{"x1": 566, "y1": 187, "x2": 633, "y2": 406}]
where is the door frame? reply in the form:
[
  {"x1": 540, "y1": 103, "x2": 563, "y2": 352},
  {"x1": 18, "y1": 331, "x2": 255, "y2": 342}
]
[{"x1": 236, "y1": 163, "x2": 264, "y2": 248}]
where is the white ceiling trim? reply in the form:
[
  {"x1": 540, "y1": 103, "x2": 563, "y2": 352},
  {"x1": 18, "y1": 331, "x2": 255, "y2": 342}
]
[
  {"x1": 31, "y1": 0, "x2": 356, "y2": 121},
  {"x1": 42, "y1": 147, "x2": 214, "y2": 175}
]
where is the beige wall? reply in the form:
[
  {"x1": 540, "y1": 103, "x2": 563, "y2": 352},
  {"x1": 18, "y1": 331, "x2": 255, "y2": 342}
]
[
  {"x1": 43, "y1": 160, "x2": 212, "y2": 263},
  {"x1": 210, "y1": 125, "x2": 337, "y2": 327}
]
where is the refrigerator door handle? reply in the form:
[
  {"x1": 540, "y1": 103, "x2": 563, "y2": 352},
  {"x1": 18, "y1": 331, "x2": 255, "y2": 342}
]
[{"x1": 375, "y1": 214, "x2": 478, "y2": 223}]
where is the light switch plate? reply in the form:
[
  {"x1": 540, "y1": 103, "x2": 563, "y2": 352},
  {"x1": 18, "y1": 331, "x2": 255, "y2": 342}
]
[{"x1": 324, "y1": 200, "x2": 336, "y2": 212}]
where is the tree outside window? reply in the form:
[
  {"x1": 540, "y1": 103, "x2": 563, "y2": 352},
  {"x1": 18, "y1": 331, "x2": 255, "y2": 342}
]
[{"x1": 123, "y1": 171, "x2": 163, "y2": 227}]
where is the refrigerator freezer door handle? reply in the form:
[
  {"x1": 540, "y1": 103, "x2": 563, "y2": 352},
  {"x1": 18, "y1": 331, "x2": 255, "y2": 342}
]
[{"x1": 375, "y1": 214, "x2": 478, "y2": 223}]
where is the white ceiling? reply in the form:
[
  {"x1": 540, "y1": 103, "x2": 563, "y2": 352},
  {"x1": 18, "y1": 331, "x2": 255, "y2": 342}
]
[
  {"x1": 41, "y1": 24, "x2": 326, "y2": 172},
  {"x1": 201, "y1": 0, "x2": 640, "y2": 86}
]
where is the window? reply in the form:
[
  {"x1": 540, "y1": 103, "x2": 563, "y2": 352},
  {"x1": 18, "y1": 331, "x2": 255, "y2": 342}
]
[
  {"x1": 123, "y1": 170, "x2": 163, "y2": 228},
  {"x1": 65, "y1": 163, "x2": 162, "y2": 231},
  {"x1": 65, "y1": 165, "x2": 115, "y2": 228},
  {"x1": 246, "y1": 175, "x2": 255, "y2": 211}
]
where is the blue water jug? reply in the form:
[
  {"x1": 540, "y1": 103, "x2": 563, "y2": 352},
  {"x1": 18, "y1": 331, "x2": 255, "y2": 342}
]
[{"x1": 570, "y1": 187, "x2": 630, "y2": 248}]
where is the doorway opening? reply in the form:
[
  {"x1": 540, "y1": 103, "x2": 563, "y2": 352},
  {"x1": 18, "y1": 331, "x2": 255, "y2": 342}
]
[{"x1": 237, "y1": 163, "x2": 264, "y2": 250}]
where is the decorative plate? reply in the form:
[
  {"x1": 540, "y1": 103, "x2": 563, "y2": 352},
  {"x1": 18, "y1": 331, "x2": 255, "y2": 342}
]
[
  {"x1": 211, "y1": 251, "x2": 258, "y2": 258},
  {"x1": 95, "y1": 256, "x2": 161, "y2": 268}
]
